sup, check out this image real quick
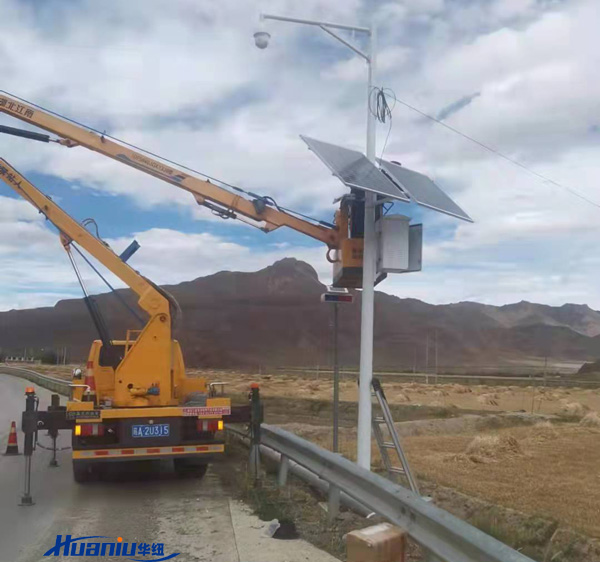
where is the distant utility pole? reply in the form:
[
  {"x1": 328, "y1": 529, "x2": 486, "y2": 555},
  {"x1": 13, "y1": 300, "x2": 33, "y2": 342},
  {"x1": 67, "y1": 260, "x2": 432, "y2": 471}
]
[
  {"x1": 425, "y1": 334, "x2": 430, "y2": 384},
  {"x1": 435, "y1": 330, "x2": 439, "y2": 383}
]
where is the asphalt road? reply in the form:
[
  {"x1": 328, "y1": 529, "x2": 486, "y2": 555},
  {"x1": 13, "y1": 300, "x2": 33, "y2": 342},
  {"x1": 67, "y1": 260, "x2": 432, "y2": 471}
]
[
  {"x1": 0, "y1": 375, "x2": 76, "y2": 562},
  {"x1": 0, "y1": 373, "x2": 338, "y2": 562}
]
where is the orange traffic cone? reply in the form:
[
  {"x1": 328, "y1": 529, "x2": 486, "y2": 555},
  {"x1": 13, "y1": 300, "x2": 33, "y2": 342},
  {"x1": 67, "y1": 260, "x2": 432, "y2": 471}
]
[
  {"x1": 4, "y1": 421, "x2": 19, "y2": 455},
  {"x1": 83, "y1": 361, "x2": 97, "y2": 403}
]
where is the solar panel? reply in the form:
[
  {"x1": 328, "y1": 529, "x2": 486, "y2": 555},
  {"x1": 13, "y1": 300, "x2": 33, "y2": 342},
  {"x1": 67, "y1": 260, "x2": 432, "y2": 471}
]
[
  {"x1": 300, "y1": 136, "x2": 410, "y2": 202},
  {"x1": 378, "y1": 159, "x2": 473, "y2": 222}
]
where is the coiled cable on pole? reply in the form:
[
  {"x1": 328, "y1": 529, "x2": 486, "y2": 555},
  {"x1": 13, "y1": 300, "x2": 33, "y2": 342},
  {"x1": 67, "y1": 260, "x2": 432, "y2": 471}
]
[{"x1": 369, "y1": 86, "x2": 397, "y2": 161}]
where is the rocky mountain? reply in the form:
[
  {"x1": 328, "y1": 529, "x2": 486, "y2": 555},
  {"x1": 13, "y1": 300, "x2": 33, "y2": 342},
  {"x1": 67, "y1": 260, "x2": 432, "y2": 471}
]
[
  {"x1": 459, "y1": 301, "x2": 600, "y2": 337},
  {"x1": 1, "y1": 258, "x2": 599, "y2": 370}
]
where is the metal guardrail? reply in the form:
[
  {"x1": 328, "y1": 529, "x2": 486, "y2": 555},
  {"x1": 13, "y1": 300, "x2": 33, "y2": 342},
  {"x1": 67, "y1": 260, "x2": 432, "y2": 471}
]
[
  {"x1": 237, "y1": 424, "x2": 534, "y2": 562},
  {"x1": 0, "y1": 365, "x2": 71, "y2": 396}
]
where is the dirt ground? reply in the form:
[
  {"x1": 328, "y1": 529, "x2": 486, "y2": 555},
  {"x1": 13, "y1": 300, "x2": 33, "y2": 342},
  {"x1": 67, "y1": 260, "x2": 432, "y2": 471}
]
[
  {"x1": 408, "y1": 424, "x2": 600, "y2": 538},
  {"x1": 276, "y1": 419, "x2": 600, "y2": 540}
]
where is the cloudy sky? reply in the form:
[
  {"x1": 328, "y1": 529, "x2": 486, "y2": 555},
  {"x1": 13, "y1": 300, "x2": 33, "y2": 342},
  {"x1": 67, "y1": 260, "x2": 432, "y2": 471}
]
[{"x1": 0, "y1": 0, "x2": 598, "y2": 311}]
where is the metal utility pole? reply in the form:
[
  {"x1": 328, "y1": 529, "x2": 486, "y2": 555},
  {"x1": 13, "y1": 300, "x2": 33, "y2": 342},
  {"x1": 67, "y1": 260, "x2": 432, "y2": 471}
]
[
  {"x1": 435, "y1": 330, "x2": 439, "y2": 383},
  {"x1": 321, "y1": 288, "x2": 354, "y2": 453},
  {"x1": 357, "y1": 22, "x2": 377, "y2": 470},
  {"x1": 332, "y1": 303, "x2": 339, "y2": 452},
  {"x1": 425, "y1": 334, "x2": 430, "y2": 384},
  {"x1": 257, "y1": 13, "x2": 377, "y2": 471}
]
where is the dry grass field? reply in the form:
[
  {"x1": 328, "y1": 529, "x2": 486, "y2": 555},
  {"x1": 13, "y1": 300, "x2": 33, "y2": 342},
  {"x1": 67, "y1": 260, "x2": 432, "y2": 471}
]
[
  {"x1": 279, "y1": 420, "x2": 600, "y2": 538},
  {"x1": 190, "y1": 370, "x2": 600, "y2": 418},
  {"x1": 30, "y1": 364, "x2": 600, "y2": 418},
  {"x1": 408, "y1": 424, "x2": 600, "y2": 538}
]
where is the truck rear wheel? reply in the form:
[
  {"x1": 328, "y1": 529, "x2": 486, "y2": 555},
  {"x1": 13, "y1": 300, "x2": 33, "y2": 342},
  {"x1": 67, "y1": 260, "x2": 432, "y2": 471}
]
[
  {"x1": 173, "y1": 458, "x2": 208, "y2": 479},
  {"x1": 73, "y1": 461, "x2": 92, "y2": 483}
]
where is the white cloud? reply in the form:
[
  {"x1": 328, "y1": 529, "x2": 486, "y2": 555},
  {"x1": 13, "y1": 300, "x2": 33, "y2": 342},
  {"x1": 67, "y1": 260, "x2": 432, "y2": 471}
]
[
  {"x1": 1, "y1": 0, "x2": 600, "y2": 312},
  {"x1": 110, "y1": 228, "x2": 330, "y2": 287},
  {"x1": 0, "y1": 219, "x2": 331, "y2": 310},
  {"x1": 0, "y1": 195, "x2": 43, "y2": 222},
  {"x1": 403, "y1": 0, "x2": 445, "y2": 16}
]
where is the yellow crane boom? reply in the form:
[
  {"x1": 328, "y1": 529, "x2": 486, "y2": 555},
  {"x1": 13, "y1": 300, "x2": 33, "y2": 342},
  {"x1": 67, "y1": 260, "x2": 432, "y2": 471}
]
[
  {"x1": 0, "y1": 92, "x2": 339, "y2": 248},
  {"x1": 0, "y1": 158, "x2": 169, "y2": 320},
  {"x1": 0, "y1": 157, "x2": 206, "y2": 408}
]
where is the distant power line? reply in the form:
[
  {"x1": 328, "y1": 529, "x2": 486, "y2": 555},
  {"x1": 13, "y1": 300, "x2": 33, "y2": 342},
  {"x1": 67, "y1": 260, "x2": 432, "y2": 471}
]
[{"x1": 393, "y1": 96, "x2": 600, "y2": 211}]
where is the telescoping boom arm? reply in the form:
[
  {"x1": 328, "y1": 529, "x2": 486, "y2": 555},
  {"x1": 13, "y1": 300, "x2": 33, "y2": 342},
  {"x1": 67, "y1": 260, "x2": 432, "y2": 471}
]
[
  {"x1": 0, "y1": 158, "x2": 190, "y2": 408},
  {"x1": 0, "y1": 158, "x2": 170, "y2": 322},
  {"x1": 0, "y1": 92, "x2": 339, "y2": 248}
]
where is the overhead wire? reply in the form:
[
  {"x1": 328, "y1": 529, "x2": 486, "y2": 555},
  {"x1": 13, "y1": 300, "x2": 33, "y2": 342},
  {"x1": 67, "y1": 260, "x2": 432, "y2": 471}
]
[{"x1": 390, "y1": 95, "x2": 600, "y2": 210}]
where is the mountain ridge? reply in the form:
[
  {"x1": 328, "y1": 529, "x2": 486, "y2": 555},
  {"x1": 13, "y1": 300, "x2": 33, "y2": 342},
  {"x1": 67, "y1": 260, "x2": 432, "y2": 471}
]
[{"x1": 0, "y1": 258, "x2": 598, "y2": 369}]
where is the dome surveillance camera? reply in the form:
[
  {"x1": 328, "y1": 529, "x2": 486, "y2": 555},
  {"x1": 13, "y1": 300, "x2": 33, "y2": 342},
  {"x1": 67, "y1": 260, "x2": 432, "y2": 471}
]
[{"x1": 254, "y1": 31, "x2": 271, "y2": 49}]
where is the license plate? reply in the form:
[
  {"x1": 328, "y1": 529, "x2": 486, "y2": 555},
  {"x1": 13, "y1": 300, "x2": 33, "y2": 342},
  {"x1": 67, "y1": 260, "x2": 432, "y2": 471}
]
[{"x1": 132, "y1": 424, "x2": 170, "y2": 438}]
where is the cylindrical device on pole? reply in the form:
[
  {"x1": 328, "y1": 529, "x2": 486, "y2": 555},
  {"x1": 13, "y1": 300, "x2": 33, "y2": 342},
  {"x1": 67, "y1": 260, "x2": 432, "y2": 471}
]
[
  {"x1": 333, "y1": 303, "x2": 340, "y2": 453},
  {"x1": 357, "y1": 23, "x2": 377, "y2": 470},
  {"x1": 48, "y1": 393, "x2": 60, "y2": 468}
]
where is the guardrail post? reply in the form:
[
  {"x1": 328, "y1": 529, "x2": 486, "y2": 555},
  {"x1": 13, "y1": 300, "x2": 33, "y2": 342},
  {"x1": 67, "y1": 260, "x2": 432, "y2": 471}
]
[
  {"x1": 327, "y1": 483, "x2": 340, "y2": 522},
  {"x1": 278, "y1": 454, "x2": 290, "y2": 487},
  {"x1": 249, "y1": 383, "x2": 263, "y2": 483}
]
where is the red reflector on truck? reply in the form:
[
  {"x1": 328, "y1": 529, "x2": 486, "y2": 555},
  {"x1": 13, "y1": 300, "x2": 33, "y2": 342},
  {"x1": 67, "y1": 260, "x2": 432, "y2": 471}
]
[
  {"x1": 196, "y1": 419, "x2": 220, "y2": 432},
  {"x1": 80, "y1": 424, "x2": 104, "y2": 437}
]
